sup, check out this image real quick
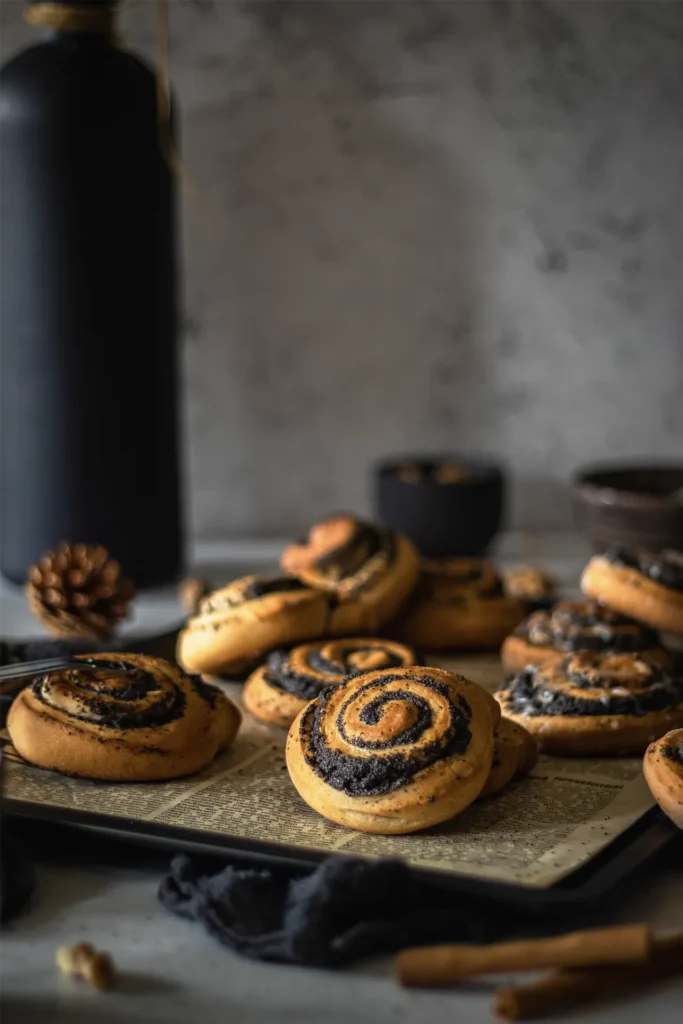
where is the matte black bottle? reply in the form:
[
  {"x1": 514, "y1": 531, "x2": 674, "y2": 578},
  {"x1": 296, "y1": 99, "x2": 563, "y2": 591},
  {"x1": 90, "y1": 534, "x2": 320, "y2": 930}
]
[{"x1": 0, "y1": 1, "x2": 183, "y2": 587}]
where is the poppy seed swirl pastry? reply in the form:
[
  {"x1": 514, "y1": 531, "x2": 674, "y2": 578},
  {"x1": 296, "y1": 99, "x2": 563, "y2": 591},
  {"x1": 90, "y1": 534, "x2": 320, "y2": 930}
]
[
  {"x1": 501, "y1": 599, "x2": 666, "y2": 674},
  {"x1": 7, "y1": 653, "x2": 240, "y2": 780},
  {"x1": 286, "y1": 666, "x2": 499, "y2": 834},
  {"x1": 581, "y1": 548, "x2": 683, "y2": 634},
  {"x1": 643, "y1": 728, "x2": 683, "y2": 829},
  {"x1": 280, "y1": 515, "x2": 420, "y2": 634},
  {"x1": 177, "y1": 575, "x2": 334, "y2": 676},
  {"x1": 389, "y1": 558, "x2": 526, "y2": 650},
  {"x1": 243, "y1": 637, "x2": 424, "y2": 728},
  {"x1": 502, "y1": 565, "x2": 556, "y2": 609},
  {"x1": 496, "y1": 651, "x2": 683, "y2": 755}
]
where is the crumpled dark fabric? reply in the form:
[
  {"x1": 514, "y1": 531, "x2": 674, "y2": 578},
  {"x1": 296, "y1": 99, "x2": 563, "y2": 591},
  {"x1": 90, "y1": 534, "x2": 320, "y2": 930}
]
[
  {"x1": 0, "y1": 832, "x2": 36, "y2": 924},
  {"x1": 159, "y1": 854, "x2": 521, "y2": 967}
]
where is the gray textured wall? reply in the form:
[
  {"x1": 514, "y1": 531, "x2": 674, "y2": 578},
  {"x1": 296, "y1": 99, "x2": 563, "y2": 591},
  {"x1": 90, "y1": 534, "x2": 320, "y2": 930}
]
[{"x1": 2, "y1": 1, "x2": 683, "y2": 539}]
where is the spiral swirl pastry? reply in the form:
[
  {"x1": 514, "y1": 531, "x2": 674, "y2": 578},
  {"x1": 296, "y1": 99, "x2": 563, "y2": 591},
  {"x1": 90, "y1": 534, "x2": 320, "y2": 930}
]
[
  {"x1": 644, "y1": 728, "x2": 683, "y2": 829},
  {"x1": 390, "y1": 558, "x2": 526, "y2": 650},
  {"x1": 496, "y1": 651, "x2": 683, "y2": 755},
  {"x1": 582, "y1": 548, "x2": 683, "y2": 634},
  {"x1": 286, "y1": 666, "x2": 499, "y2": 834},
  {"x1": 243, "y1": 637, "x2": 424, "y2": 728},
  {"x1": 501, "y1": 599, "x2": 666, "y2": 674},
  {"x1": 502, "y1": 565, "x2": 556, "y2": 608},
  {"x1": 7, "y1": 653, "x2": 241, "y2": 780},
  {"x1": 478, "y1": 717, "x2": 538, "y2": 800},
  {"x1": 280, "y1": 515, "x2": 420, "y2": 635},
  {"x1": 177, "y1": 574, "x2": 334, "y2": 677}
]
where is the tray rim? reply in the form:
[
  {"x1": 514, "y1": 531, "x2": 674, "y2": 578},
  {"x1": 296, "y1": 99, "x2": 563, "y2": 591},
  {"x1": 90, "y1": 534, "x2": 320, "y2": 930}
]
[{"x1": 4, "y1": 795, "x2": 675, "y2": 911}]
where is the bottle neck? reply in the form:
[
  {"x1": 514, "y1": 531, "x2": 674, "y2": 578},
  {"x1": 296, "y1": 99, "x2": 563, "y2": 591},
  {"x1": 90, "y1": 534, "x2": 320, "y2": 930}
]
[{"x1": 24, "y1": 3, "x2": 117, "y2": 41}]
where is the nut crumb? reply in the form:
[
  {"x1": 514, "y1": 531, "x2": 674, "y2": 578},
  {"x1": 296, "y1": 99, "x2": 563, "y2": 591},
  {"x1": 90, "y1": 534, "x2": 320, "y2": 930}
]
[{"x1": 56, "y1": 942, "x2": 115, "y2": 990}]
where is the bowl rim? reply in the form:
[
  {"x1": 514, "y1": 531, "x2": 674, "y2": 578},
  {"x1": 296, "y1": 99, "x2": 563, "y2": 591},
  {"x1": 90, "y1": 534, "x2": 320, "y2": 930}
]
[
  {"x1": 374, "y1": 453, "x2": 505, "y2": 484},
  {"x1": 572, "y1": 462, "x2": 683, "y2": 509}
]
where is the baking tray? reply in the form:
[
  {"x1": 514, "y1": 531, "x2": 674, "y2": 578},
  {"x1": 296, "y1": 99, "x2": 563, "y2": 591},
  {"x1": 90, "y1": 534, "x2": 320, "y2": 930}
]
[
  {"x1": 4, "y1": 794, "x2": 676, "y2": 915},
  {"x1": 2, "y1": 629, "x2": 678, "y2": 913}
]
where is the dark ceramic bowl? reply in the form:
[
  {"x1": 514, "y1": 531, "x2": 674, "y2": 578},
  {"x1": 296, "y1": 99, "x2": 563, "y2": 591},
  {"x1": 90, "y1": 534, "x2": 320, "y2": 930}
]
[
  {"x1": 572, "y1": 464, "x2": 683, "y2": 552},
  {"x1": 373, "y1": 455, "x2": 506, "y2": 558}
]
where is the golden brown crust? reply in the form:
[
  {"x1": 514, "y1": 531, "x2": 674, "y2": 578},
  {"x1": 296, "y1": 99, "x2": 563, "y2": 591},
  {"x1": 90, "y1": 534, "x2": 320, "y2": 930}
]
[
  {"x1": 390, "y1": 558, "x2": 526, "y2": 649},
  {"x1": 496, "y1": 652, "x2": 683, "y2": 756},
  {"x1": 478, "y1": 718, "x2": 538, "y2": 799},
  {"x1": 502, "y1": 565, "x2": 555, "y2": 602},
  {"x1": 243, "y1": 637, "x2": 422, "y2": 728},
  {"x1": 280, "y1": 516, "x2": 420, "y2": 635},
  {"x1": 500, "y1": 634, "x2": 565, "y2": 674},
  {"x1": 581, "y1": 555, "x2": 683, "y2": 634},
  {"x1": 176, "y1": 575, "x2": 331, "y2": 676},
  {"x1": 7, "y1": 653, "x2": 240, "y2": 781},
  {"x1": 500, "y1": 599, "x2": 669, "y2": 674},
  {"x1": 643, "y1": 729, "x2": 683, "y2": 829},
  {"x1": 286, "y1": 666, "x2": 499, "y2": 834}
]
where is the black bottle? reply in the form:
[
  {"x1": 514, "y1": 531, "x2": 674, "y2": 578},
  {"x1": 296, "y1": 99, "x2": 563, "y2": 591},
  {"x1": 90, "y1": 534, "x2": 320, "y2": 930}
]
[{"x1": 0, "y1": 0, "x2": 183, "y2": 587}]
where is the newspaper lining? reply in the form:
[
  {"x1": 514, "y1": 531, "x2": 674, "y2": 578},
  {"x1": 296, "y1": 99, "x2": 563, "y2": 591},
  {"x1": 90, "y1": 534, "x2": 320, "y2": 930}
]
[{"x1": 2, "y1": 654, "x2": 654, "y2": 888}]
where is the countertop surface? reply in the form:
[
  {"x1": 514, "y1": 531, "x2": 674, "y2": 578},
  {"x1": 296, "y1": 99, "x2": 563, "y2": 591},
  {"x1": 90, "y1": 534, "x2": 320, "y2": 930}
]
[{"x1": 2, "y1": 532, "x2": 683, "y2": 1024}]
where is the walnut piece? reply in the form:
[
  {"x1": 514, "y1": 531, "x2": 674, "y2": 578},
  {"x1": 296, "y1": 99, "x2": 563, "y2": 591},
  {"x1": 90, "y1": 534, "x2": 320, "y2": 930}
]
[{"x1": 56, "y1": 942, "x2": 115, "y2": 990}]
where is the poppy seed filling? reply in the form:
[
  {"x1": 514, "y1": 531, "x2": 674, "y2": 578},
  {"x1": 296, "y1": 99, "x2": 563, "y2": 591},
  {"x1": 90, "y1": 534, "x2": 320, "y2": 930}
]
[
  {"x1": 662, "y1": 740, "x2": 683, "y2": 766},
  {"x1": 300, "y1": 674, "x2": 472, "y2": 796},
  {"x1": 33, "y1": 658, "x2": 188, "y2": 729},
  {"x1": 519, "y1": 602, "x2": 658, "y2": 653},
  {"x1": 501, "y1": 665, "x2": 683, "y2": 719},
  {"x1": 605, "y1": 547, "x2": 683, "y2": 593},
  {"x1": 264, "y1": 643, "x2": 407, "y2": 701}
]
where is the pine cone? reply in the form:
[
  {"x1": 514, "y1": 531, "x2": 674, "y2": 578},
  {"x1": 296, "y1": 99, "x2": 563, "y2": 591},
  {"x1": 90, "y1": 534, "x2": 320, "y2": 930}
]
[{"x1": 25, "y1": 543, "x2": 135, "y2": 641}]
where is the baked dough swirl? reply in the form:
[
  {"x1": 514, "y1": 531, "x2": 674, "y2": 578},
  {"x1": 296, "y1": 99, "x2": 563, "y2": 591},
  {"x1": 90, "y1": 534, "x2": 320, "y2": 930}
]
[
  {"x1": 177, "y1": 575, "x2": 334, "y2": 676},
  {"x1": 643, "y1": 728, "x2": 683, "y2": 829},
  {"x1": 496, "y1": 651, "x2": 683, "y2": 755},
  {"x1": 581, "y1": 548, "x2": 683, "y2": 633},
  {"x1": 390, "y1": 558, "x2": 526, "y2": 649},
  {"x1": 286, "y1": 666, "x2": 499, "y2": 833},
  {"x1": 7, "y1": 653, "x2": 241, "y2": 780},
  {"x1": 501, "y1": 599, "x2": 665, "y2": 673},
  {"x1": 244, "y1": 637, "x2": 423, "y2": 728},
  {"x1": 280, "y1": 515, "x2": 420, "y2": 634}
]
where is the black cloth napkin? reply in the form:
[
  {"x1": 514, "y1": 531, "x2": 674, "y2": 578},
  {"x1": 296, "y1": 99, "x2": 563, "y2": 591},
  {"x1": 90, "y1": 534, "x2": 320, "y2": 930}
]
[
  {"x1": 158, "y1": 853, "x2": 533, "y2": 967},
  {"x1": 0, "y1": 745, "x2": 36, "y2": 924}
]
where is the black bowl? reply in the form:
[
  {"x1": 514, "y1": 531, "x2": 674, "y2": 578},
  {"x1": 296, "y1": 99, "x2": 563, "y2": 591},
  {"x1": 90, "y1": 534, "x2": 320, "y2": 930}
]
[
  {"x1": 572, "y1": 463, "x2": 683, "y2": 552},
  {"x1": 373, "y1": 455, "x2": 506, "y2": 558}
]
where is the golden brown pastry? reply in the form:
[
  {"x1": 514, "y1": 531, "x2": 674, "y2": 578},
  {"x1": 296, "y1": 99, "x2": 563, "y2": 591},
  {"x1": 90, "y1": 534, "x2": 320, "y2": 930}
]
[
  {"x1": 496, "y1": 651, "x2": 683, "y2": 756},
  {"x1": 501, "y1": 599, "x2": 667, "y2": 674},
  {"x1": 7, "y1": 653, "x2": 240, "y2": 781},
  {"x1": 389, "y1": 558, "x2": 526, "y2": 649},
  {"x1": 581, "y1": 548, "x2": 683, "y2": 634},
  {"x1": 280, "y1": 515, "x2": 420, "y2": 634},
  {"x1": 176, "y1": 575, "x2": 333, "y2": 676},
  {"x1": 286, "y1": 665, "x2": 499, "y2": 834},
  {"x1": 243, "y1": 637, "x2": 423, "y2": 728},
  {"x1": 643, "y1": 728, "x2": 683, "y2": 829},
  {"x1": 502, "y1": 564, "x2": 556, "y2": 607},
  {"x1": 478, "y1": 717, "x2": 538, "y2": 799}
]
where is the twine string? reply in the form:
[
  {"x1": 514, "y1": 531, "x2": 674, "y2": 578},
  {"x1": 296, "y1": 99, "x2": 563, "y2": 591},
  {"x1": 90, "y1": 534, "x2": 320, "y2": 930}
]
[{"x1": 25, "y1": 1, "x2": 213, "y2": 231}]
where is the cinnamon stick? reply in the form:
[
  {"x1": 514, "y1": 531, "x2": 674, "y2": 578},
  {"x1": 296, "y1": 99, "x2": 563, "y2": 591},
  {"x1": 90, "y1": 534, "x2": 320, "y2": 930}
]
[
  {"x1": 493, "y1": 933, "x2": 683, "y2": 1020},
  {"x1": 397, "y1": 924, "x2": 650, "y2": 988}
]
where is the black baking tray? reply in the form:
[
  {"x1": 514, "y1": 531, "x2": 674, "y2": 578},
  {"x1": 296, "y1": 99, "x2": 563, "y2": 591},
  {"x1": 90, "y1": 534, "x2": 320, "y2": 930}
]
[
  {"x1": 3, "y1": 794, "x2": 676, "y2": 915},
  {"x1": 2, "y1": 629, "x2": 678, "y2": 913}
]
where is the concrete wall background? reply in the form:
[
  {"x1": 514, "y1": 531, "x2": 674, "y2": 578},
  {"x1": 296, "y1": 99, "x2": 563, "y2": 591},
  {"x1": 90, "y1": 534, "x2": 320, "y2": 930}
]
[{"x1": 2, "y1": 1, "x2": 682, "y2": 539}]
